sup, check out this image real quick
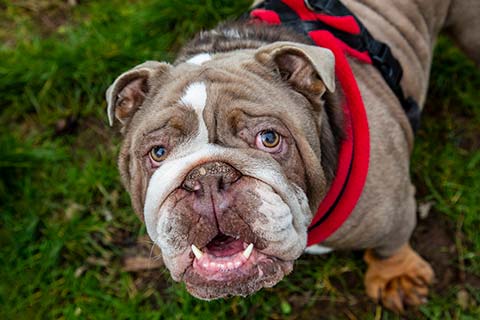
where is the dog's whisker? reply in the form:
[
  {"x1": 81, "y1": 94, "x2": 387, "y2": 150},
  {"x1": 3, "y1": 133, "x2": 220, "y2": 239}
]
[
  {"x1": 152, "y1": 255, "x2": 163, "y2": 262},
  {"x1": 146, "y1": 238, "x2": 160, "y2": 269}
]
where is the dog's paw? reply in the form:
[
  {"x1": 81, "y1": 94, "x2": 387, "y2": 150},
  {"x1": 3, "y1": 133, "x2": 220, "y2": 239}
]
[{"x1": 364, "y1": 244, "x2": 434, "y2": 313}]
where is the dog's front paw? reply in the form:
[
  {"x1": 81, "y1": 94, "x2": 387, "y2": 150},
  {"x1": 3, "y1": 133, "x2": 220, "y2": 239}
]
[{"x1": 364, "y1": 244, "x2": 434, "y2": 313}]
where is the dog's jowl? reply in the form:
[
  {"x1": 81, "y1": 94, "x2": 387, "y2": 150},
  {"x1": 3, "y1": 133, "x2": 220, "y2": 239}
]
[{"x1": 106, "y1": 0, "x2": 480, "y2": 313}]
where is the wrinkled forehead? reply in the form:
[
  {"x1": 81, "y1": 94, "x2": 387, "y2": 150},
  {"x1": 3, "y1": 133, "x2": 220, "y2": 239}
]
[
  {"x1": 130, "y1": 50, "x2": 316, "y2": 145},
  {"x1": 169, "y1": 50, "x2": 288, "y2": 114}
]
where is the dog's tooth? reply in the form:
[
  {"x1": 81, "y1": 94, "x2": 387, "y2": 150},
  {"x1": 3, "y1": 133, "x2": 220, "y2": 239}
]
[
  {"x1": 242, "y1": 243, "x2": 254, "y2": 259},
  {"x1": 209, "y1": 261, "x2": 217, "y2": 270},
  {"x1": 191, "y1": 244, "x2": 204, "y2": 259}
]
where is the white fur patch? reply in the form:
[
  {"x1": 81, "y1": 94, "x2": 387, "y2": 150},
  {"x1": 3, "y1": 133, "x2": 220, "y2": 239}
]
[
  {"x1": 255, "y1": 184, "x2": 293, "y2": 237},
  {"x1": 186, "y1": 53, "x2": 212, "y2": 65},
  {"x1": 180, "y1": 82, "x2": 209, "y2": 147},
  {"x1": 144, "y1": 82, "x2": 212, "y2": 241},
  {"x1": 304, "y1": 244, "x2": 333, "y2": 255},
  {"x1": 180, "y1": 82, "x2": 207, "y2": 112},
  {"x1": 144, "y1": 144, "x2": 224, "y2": 241},
  {"x1": 249, "y1": 182, "x2": 310, "y2": 260}
]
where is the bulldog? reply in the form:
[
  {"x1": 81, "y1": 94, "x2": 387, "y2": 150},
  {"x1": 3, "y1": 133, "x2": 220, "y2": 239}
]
[{"x1": 105, "y1": 0, "x2": 480, "y2": 313}]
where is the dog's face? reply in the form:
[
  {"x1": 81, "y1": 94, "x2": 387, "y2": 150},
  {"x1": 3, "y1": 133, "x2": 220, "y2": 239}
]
[{"x1": 106, "y1": 42, "x2": 338, "y2": 299}]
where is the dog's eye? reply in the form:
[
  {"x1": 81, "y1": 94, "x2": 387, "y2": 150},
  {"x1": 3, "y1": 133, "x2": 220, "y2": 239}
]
[
  {"x1": 255, "y1": 130, "x2": 282, "y2": 152},
  {"x1": 260, "y1": 130, "x2": 280, "y2": 148},
  {"x1": 150, "y1": 145, "x2": 167, "y2": 162}
]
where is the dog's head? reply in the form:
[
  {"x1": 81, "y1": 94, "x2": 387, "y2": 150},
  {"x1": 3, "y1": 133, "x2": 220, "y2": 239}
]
[{"x1": 106, "y1": 41, "x2": 339, "y2": 299}]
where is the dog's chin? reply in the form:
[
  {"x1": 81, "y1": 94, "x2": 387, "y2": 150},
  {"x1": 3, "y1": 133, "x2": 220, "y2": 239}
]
[
  {"x1": 183, "y1": 259, "x2": 294, "y2": 300},
  {"x1": 181, "y1": 236, "x2": 294, "y2": 300}
]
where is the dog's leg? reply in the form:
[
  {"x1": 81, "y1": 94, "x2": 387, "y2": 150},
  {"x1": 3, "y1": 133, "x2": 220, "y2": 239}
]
[
  {"x1": 445, "y1": 0, "x2": 480, "y2": 65},
  {"x1": 363, "y1": 244, "x2": 434, "y2": 313}
]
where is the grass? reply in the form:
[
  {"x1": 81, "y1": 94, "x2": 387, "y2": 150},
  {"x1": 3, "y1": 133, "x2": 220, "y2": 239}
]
[{"x1": 0, "y1": 0, "x2": 479, "y2": 319}]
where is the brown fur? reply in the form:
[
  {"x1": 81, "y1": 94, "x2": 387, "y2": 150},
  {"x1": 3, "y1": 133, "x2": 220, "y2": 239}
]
[{"x1": 106, "y1": 0, "x2": 480, "y2": 313}]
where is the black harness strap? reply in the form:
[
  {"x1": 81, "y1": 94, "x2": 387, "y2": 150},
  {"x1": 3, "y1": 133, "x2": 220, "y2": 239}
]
[{"x1": 252, "y1": 0, "x2": 422, "y2": 132}]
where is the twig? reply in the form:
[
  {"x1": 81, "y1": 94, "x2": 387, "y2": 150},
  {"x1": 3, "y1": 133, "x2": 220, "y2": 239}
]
[{"x1": 455, "y1": 213, "x2": 466, "y2": 282}]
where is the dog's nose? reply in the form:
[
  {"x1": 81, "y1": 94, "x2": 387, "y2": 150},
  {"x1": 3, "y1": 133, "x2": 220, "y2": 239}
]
[{"x1": 182, "y1": 161, "x2": 241, "y2": 194}]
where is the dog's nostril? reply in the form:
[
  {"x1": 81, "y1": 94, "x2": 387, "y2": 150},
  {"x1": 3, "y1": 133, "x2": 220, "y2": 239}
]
[
  {"x1": 182, "y1": 180, "x2": 202, "y2": 192},
  {"x1": 218, "y1": 176, "x2": 230, "y2": 191},
  {"x1": 182, "y1": 161, "x2": 241, "y2": 193}
]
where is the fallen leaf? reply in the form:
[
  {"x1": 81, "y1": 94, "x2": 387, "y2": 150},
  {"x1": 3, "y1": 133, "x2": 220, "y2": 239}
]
[
  {"x1": 457, "y1": 288, "x2": 470, "y2": 310},
  {"x1": 122, "y1": 256, "x2": 163, "y2": 272},
  {"x1": 74, "y1": 265, "x2": 88, "y2": 278},
  {"x1": 86, "y1": 256, "x2": 109, "y2": 267},
  {"x1": 418, "y1": 201, "x2": 435, "y2": 219}
]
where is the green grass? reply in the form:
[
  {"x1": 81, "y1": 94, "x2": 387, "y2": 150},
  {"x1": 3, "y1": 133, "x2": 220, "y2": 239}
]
[{"x1": 0, "y1": 1, "x2": 479, "y2": 319}]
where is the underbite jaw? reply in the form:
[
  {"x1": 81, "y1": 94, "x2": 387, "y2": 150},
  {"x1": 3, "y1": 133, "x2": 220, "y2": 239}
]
[
  {"x1": 180, "y1": 230, "x2": 297, "y2": 299},
  {"x1": 191, "y1": 243, "x2": 254, "y2": 272},
  {"x1": 189, "y1": 234, "x2": 260, "y2": 279}
]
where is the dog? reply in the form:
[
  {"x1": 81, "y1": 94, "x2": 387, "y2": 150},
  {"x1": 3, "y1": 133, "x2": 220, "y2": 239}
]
[{"x1": 105, "y1": 0, "x2": 479, "y2": 313}]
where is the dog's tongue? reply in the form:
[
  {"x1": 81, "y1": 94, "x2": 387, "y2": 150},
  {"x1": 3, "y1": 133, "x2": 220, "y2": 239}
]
[{"x1": 206, "y1": 234, "x2": 244, "y2": 257}]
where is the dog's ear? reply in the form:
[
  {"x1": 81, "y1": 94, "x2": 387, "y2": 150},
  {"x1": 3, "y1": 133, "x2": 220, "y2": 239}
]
[
  {"x1": 255, "y1": 41, "x2": 335, "y2": 101},
  {"x1": 106, "y1": 61, "x2": 171, "y2": 126}
]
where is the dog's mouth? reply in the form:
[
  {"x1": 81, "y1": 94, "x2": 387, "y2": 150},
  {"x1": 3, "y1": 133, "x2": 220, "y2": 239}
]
[
  {"x1": 183, "y1": 232, "x2": 293, "y2": 299},
  {"x1": 154, "y1": 176, "x2": 308, "y2": 299},
  {"x1": 190, "y1": 233, "x2": 264, "y2": 281}
]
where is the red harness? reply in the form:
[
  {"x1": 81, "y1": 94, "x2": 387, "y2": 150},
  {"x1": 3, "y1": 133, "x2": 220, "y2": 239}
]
[{"x1": 250, "y1": 0, "x2": 371, "y2": 246}]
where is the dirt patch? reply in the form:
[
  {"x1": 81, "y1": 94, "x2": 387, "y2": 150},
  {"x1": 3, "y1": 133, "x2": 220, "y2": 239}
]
[
  {"x1": 414, "y1": 212, "x2": 480, "y2": 289},
  {"x1": 412, "y1": 214, "x2": 459, "y2": 290},
  {"x1": 19, "y1": 0, "x2": 76, "y2": 35},
  {"x1": 71, "y1": 116, "x2": 119, "y2": 151}
]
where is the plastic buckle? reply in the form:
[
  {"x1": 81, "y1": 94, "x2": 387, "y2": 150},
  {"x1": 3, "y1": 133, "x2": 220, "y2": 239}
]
[
  {"x1": 371, "y1": 42, "x2": 389, "y2": 64},
  {"x1": 304, "y1": 0, "x2": 335, "y2": 15},
  {"x1": 370, "y1": 42, "x2": 402, "y2": 86}
]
